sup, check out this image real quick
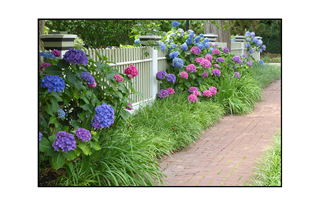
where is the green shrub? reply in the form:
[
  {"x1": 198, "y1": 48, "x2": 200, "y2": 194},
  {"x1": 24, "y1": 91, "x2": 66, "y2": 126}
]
[{"x1": 262, "y1": 57, "x2": 270, "y2": 63}]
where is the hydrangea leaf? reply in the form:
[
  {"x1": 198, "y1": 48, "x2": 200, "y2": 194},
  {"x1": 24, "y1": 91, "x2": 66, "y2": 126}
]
[
  {"x1": 46, "y1": 147, "x2": 58, "y2": 157},
  {"x1": 50, "y1": 92, "x2": 63, "y2": 102},
  {"x1": 81, "y1": 104, "x2": 94, "y2": 113},
  {"x1": 90, "y1": 141, "x2": 101, "y2": 151},
  {"x1": 48, "y1": 135, "x2": 56, "y2": 144},
  {"x1": 49, "y1": 153, "x2": 65, "y2": 170},
  {"x1": 62, "y1": 150, "x2": 77, "y2": 161},
  {"x1": 44, "y1": 65, "x2": 62, "y2": 75},
  {"x1": 56, "y1": 59, "x2": 70, "y2": 68},
  {"x1": 120, "y1": 110, "x2": 131, "y2": 120},
  {"x1": 78, "y1": 141, "x2": 91, "y2": 155},
  {"x1": 50, "y1": 98, "x2": 60, "y2": 113},
  {"x1": 39, "y1": 138, "x2": 51, "y2": 152}
]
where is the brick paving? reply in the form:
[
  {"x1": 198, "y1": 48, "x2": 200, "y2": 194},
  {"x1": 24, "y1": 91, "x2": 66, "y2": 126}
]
[{"x1": 158, "y1": 80, "x2": 281, "y2": 186}]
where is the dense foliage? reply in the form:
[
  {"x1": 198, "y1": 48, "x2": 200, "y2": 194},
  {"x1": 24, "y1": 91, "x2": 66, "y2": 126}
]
[
  {"x1": 45, "y1": 20, "x2": 135, "y2": 48},
  {"x1": 39, "y1": 49, "x2": 166, "y2": 186}
]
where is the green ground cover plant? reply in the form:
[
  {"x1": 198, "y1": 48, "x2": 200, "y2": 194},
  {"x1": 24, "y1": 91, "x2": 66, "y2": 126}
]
[
  {"x1": 245, "y1": 130, "x2": 281, "y2": 186},
  {"x1": 251, "y1": 63, "x2": 281, "y2": 88}
]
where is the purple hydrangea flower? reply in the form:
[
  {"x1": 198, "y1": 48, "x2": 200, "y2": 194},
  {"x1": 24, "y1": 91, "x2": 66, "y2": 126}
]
[
  {"x1": 156, "y1": 71, "x2": 167, "y2": 80},
  {"x1": 41, "y1": 75, "x2": 66, "y2": 92},
  {"x1": 52, "y1": 131, "x2": 77, "y2": 153},
  {"x1": 91, "y1": 103, "x2": 114, "y2": 129},
  {"x1": 158, "y1": 89, "x2": 169, "y2": 98},
  {"x1": 191, "y1": 47, "x2": 201, "y2": 55},
  {"x1": 222, "y1": 47, "x2": 229, "y2": 53},
  {"x1": 212, "y1": 69, "x2": 221, "y2": 77},
  {"x1": 172, "y1": 57, "x2": 184, "y2": 68},
  {"x1": 80, "y1": 72, "x2": 95, "y2": 84},
  {"x1": 51, "y1": 50, "x2": 61, "y2": 57},
  {"x1": 167, "y1": 74, "x2": 176, "y2": 83},
  {"x1": 242, "y1": 54, "x2": 247, "y2": 59},
  {"x1": 258, "y1": 40, "x2": 263, "y2": 46},
  {"x1": 186, "y1": 64, "x2": 197, "y2": 73},
  {"x1": 39, "y1": 62, "x2": 51, "y2": 71},
  {"x1": 39, "y1": 132, "x2": 42, "y2": 141},
  {"x1": 40, "y1": 51, "x2": 56, "y2": 61},
  {"x1": 62, "y1": 48, "x2": 88, "y2": 66},
  {"x1": 247, "y1": 61, "x2": 252, "y2": 66},
  {"x1": 233, "y1": 56, "x2": 241, "y2": 64},
  {"x1": 234, "y1": 72, "x2": 240, "y2": 80},
  {"x1": 202, "y1": 71, "x2": 209, "y2": 78},
  {"x1": 126, "y1": 103, "x2": 133, "y2": 110},
  {"x1": 216, "y1": 57, "x2": 225, "y2": 63},
  {"x1": 75, "y1": 128, "x2": 91, "y2": 142}
]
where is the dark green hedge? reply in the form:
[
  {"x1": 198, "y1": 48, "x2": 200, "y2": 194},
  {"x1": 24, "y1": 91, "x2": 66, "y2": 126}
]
[
  {"x1": 260, "y1": 34, "x2": 281, "y2": 54},
  {"x1": 45, "y1": 20, "x2": 135, "y2": 48}
]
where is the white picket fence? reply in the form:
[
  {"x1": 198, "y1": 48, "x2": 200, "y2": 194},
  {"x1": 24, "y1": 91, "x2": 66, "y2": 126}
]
[{"x1": 40, "y1": 43, "x2": 259, "y2": 112}]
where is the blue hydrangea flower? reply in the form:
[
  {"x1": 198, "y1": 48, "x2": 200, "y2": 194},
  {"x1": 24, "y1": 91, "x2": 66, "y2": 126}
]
[
  {"x1": 252, "y1": 38, "x2": 258, "y2": 44},
  {"x1": 52, "y1": 131, "x2": 77, "y2": 153},
  {"x1": 62, "y1": 48, "x2": 88, "y2": 66},
  {"x1": 41, "y1": 75, "x2": 66, "y2": 92},
  {"x1": 167, "y1": 74, "x2": 176, "y2": 83},
  {"x1": 170, "y1": 43, "x2": 177, "y2": 48},
  {"x1": 181, "y1": 43, "x2": 188, "y2": 51},
  {"x1": 249, "y1": 49, "x2": 254, "y2": 54},
  {"x1": 259, "y1": 49, "x2": 263, "y2": 53},
  {"x1": 231, "y1": 39, "x2": 236, "y2": 42},
  {"x1": 250, "y1": 32, "x2": 255, "y2": 38},
  {"x1": 186, "y1": 36, "x2": 193, "y2": 45},
  {"x1": 58, "y1": 108, "x2": 65, "y2": 118},
  {"x1": 91, "y1": 103, "x2": 114, "y2": 129},
  {"x1": 159, "y1": 41, "x2": 166, "y2": 51},
  {"x1": 246, "y1": 38, "x2": 251, "y2": 42},
  {"x1": 262, "y1": 45, "x2": 266, "y2": 50},
  {"x1": 165, "y1": 39, "x2": 171, "y2": 44},
  {"x1": 241, "y1": 54, "x2": 247, "y2": 59},
  {"x1": 172, "y1": 57, "x2": 184, "y2": 68},
  {"x1": 200, "y1": 34, "x2": 204, "y2": 38},
  {"x1": 245, "y1": 31, "x2": 251, "y2": 37},
  {"x1": 162, "y1": 32, "x2": 167, "y2": 36},
  {"x1": 245, "y1": 43, "x2": 251, "y2": 48},
  {"x1": 204, "y1": 38, "x2": 209, "y2": 43},
  {"x1": 169, "y1": 51, "x2": 180, "y2": 59},
  {"x1": 134, "y1": 38, "x2": 140, "y2": 43},
  {"x1": 40, "y1": 51, "x2": 56, "y2": 61},
  {"x1": 39, "y1": 132, "x2": 42, "y2": 141},
  {"x1": 197, "y1": 42, "x2": 204, "y2": 50},
  {"x1": 188, "y1": 30, "x2": 195, "y2": 37},
  {"x1": 194, "y1": 36, "x2": 200, "y2": 43},
  {"x1": 75, "y1": 128, "x2": 91, "y2": 142},
  {"x1": 156, "y1": 71, "x2": 167, "y2": 80},
  {"x1": 171, "y1": 33, "x2": 176, "y2": 37},
  {"x1": 80, "y1": 72, "x2": 95, "y2": 84},
  {"x1": 258, "y1": 40, "x2": 263, "y2": 46},
  {"x1": 204, "y1": 42, "x2": 210, "y2": 49},
  {"x1": 259, "y1": 60, "x2": 264, "y2": 64},
  {"x1": 172, "y1": 20, "x2": 180, "y2": 27}
]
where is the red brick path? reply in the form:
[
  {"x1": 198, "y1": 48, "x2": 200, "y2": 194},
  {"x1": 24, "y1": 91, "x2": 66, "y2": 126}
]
[{"x1": 158, "y1": 80, "x2": 281, "y2": 186}]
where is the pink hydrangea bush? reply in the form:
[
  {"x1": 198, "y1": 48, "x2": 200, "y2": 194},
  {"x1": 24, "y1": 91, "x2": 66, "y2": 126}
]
[
  {"x1": 167, "y1": 88, "x2": 175, "y2": 95},
  {"x1": 188, "y1": 94, "x2": 198, "y2": 102},
  {"x1": 203, "y1": 90, "x2": 212, "y2": 97},
  {"x1": 180, "y1": 72, "x2": 188, "y2": 79},
  {"x1": 209, "y1": 86, "x2": 217, "y2": 95},
  {"x1": 124, "y1": 64, "x2": 139, "y2": 79}
]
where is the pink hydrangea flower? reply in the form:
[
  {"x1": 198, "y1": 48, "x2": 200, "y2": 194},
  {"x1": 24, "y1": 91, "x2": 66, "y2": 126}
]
[
  {"x1": 209, "y1": 42, "x2": 214, "y2": 46},
  {"x1": 214, "y1": 64, "x2": 219, "y2": 68},
  {"x1": 180, "y1": 72, "x2": 188, "y2": 79},
  {"x1": 87, "y1": 81, "x2": 97, "y2": 88},
  {"x1": 114, "y1": 74, "x2": 123, "y2": 82},
  {"x1": 126, "y1": 103, "x2": 133, "y2": 110},
  {"x1": 189, "y1": 87, "x2": 198, "y2": 93},
  {"x1": 188, "y1": 94, "x2": 198, "y2": 102},
  {"x1": 167, "y1": 88, "x2": 175, "y2": 95},
  {"x1": 212, "y1": 49, "x2": 220, "y2": 55},
  {"x1": 193, "y1": 91, "x2": 201, "y2": 96},
  {"x1": 200, "y1": 59, "x2": 212, "y2": 68},
  {"x1": 201, "y1": 71, "x2": 209, "y2": 78},
  {"x1": 124, "y1": 64, "x2": 139, "y2": 79},
  {"x1": 209, "y1": 86, "x2": 217, "y2": 95},
  {"x1": 195, "y1": 57, "x2": 205, "y2": 64},
  {"x1": 203, "y1": 90, "x2": 212, "y2": 97},
  {"x1": 186, "y1": 64, "x2": 197, "y2": 73},
  {"x1": 190, "y1": 47, "x2": 201, "y2": 55},
  {"x1": 205, "y1": 54, "x2": 213, "y2": 62}
]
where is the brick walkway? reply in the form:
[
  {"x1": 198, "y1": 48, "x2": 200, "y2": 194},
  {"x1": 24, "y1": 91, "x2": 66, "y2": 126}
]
[{"x1": 159, "y1": 80, "x2": 281, "y2": 186}]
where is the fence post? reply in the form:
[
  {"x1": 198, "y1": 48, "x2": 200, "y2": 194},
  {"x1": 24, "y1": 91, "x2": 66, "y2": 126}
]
[
  {"x1": 150, "y1": 48, "x2": 158, "y2": 100},
  {"x1": 241, "y1": 42, "x2": 244, "y2": 56}
]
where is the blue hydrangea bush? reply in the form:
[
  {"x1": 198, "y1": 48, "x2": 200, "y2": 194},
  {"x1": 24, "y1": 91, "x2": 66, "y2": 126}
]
[{"x1": 39, "y1": 48, "x2": 143, "y2": 175}]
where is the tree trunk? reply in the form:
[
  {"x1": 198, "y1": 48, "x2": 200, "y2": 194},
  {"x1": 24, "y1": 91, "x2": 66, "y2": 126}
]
[
  {"x1": 39, "y1": 20, "x2": 45, "y2": 51},
  {"x1": 204, "y1": 20, "x2": 231, "y2": 51}
]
